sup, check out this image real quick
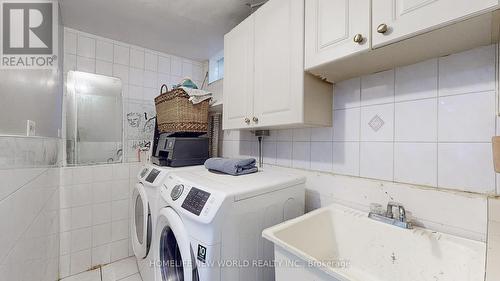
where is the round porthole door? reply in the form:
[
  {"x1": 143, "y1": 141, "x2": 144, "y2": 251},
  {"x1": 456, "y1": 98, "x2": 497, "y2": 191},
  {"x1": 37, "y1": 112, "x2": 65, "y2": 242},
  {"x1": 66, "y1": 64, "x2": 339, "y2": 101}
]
[
  {"x1": 155, "y1": 207, "x2": 199, "y2": 281},
  {"x1": 131, "y1": 183, "x2": 152, "y2": 259}
]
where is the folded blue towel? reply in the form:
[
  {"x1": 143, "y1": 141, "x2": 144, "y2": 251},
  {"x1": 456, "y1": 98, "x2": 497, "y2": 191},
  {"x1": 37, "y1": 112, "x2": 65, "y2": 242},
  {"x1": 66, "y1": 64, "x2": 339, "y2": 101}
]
[{"x1": 204, "y1": 158, "x2": 258, "y2": 176}]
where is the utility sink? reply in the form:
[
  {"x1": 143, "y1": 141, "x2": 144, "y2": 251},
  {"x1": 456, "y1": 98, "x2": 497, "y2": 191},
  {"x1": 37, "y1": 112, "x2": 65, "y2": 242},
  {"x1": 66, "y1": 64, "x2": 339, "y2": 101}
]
[{"x1": 263, "y1": 204, "x2": 486, "y2": 281}]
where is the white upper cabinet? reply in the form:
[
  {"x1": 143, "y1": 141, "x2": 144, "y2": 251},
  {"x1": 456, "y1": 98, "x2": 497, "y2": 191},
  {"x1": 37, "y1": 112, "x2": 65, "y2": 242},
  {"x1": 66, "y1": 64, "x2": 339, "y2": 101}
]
[
  {"x1": 305, "y1": 0, "x2": 371, "y2": 70},
  {"x1": 223, "y1": 15, "x2": 255, "y2": 129},
  {"x1": 253, "y1": 0, "x2": 304, "y2": 127},
  {"x1": 372, "y1": 0, "x2": 499, "y2": 48},
  {"x1": 223, "y1": 0, "x2": 333, "y2": 130}
]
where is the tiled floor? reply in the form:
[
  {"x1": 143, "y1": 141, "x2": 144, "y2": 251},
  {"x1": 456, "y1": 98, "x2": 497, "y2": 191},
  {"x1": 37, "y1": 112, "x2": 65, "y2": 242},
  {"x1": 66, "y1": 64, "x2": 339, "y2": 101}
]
[{"x1": 61, "y1": 257, "x2": 142, "y2": 281}]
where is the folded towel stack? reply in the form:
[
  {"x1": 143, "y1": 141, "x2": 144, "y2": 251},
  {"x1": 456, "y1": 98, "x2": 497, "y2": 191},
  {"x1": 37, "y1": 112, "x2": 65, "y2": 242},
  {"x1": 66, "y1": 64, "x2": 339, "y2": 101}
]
[{"x1": 204, "y1": 158, "x2": 258, "y2": 176}]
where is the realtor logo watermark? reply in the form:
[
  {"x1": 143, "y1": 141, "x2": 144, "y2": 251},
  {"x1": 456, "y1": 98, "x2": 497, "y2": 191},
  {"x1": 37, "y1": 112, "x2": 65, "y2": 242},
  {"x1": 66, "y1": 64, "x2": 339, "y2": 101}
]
[{"x1": 1, "y1": 0, "x2": 58, "y2": 69}]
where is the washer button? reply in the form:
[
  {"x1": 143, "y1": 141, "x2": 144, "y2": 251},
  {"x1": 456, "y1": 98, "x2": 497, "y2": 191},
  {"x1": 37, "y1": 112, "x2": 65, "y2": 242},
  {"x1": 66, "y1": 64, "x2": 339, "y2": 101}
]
[{"x1": 170, "y1": 184, "x2": 184, "y2": 201}]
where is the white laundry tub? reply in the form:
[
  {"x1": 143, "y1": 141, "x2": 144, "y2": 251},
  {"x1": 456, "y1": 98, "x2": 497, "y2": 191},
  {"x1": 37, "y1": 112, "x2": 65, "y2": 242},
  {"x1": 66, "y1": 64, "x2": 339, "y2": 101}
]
[{"x1": 262, "y1": 204, "x2": 486, "y2": 281}]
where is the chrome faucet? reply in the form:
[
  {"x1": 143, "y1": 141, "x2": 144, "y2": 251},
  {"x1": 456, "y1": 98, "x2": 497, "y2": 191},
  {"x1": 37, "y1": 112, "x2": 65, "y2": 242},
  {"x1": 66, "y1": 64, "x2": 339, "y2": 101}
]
[{"x1": 369, "y1": 202, "x2": 412, "y2": 229}]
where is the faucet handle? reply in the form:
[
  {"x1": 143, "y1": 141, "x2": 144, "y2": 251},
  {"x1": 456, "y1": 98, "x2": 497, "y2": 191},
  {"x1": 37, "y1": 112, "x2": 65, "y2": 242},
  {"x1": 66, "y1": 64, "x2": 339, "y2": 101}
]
[{"x1": 386, "y1": 202, "x2": 405, "y2": 219}]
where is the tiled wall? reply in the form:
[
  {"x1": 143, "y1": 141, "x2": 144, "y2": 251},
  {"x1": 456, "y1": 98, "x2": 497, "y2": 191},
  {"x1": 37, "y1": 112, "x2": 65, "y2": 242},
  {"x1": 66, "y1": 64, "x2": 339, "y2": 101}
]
[
  {"x1": 58, "y1": 162, "x2": 142, "y2": 278},
  {"x1": 224, "y1": 45, "x2": 498, "y2": 195},
  {"x1": 0, "y1": 137, "x2": 61, "y2": 281},
  {"x1": 63, "y1": 27, "x2": 205, "y2": 162}
]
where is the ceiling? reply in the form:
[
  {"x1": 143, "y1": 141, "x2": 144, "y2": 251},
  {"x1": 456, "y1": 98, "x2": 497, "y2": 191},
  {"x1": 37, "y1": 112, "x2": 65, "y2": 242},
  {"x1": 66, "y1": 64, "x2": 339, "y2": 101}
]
[{"x1": 60, "y1": 0, "x2": 253, "y2": 61}]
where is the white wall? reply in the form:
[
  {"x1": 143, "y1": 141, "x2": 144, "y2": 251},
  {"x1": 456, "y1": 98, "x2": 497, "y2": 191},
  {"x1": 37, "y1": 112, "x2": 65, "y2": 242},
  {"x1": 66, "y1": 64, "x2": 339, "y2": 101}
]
[
  {"x1": 0, "y1": 137, "x2": 61, "y2": 281},
  {"x1": 58, "y1": 162, "x2": 141, "y2": 278},
  {"x1": 63, "y1": 27, "x2": 205, "y2": 162},
  {"x1": 223, "y1": 45, "x2": 499, "y2": 241},
  {"x1": 224, "y1": 45, "x2": 498, "y2": 195}
]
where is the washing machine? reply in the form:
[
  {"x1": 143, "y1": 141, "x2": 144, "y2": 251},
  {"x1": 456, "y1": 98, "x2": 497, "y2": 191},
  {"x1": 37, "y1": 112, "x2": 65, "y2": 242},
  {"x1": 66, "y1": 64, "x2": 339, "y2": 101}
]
[
  {"x1": 132, "y1": 164, "x2": 200, "y2": 281},
  {"x1": 153, "y1": 166, "x2": 306, "y2": 281}
]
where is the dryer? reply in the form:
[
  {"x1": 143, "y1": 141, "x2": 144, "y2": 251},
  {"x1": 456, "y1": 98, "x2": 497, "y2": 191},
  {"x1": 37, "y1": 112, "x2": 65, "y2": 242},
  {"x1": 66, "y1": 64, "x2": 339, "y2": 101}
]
[
  {"x1": 153, "y1": 166, "x2": 306, "y2": 281},
  {"x1": 132, "y1": 164, "x2": 199, "y2": 281}
]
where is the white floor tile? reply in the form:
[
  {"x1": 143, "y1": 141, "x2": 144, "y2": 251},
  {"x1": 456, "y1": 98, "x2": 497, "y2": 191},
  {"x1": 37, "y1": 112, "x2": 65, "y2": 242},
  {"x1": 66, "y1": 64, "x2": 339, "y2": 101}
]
[
  {"x1": 120, "y1": 273, "x2": 142, "y2": 281},
  {"x1": 61, "y1": 268, "x2": 101, "y2": 281},
  {"x1": 102, "y1": 257, "x2": 139, "y2": 281}
]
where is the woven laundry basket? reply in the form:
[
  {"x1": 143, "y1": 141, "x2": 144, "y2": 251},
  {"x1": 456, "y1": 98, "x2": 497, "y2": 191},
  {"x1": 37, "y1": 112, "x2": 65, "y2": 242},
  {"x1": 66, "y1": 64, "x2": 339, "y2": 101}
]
[{"x1": 154, "y1": 85, "x2": 210, "y2": 133}]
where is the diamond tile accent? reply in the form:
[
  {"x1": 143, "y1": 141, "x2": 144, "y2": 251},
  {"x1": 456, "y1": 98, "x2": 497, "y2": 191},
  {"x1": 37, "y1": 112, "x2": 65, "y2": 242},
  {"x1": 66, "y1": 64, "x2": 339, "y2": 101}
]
[{"x1": 369, "y1": 115, "x2": 385, "y2": 132}]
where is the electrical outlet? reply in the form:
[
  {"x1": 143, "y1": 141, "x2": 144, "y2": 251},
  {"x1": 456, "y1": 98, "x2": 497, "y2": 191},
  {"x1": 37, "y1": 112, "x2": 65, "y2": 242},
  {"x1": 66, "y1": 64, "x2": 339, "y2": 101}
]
[{"x1": 26, "y1": 120, "x2": 36, "y2": 136}]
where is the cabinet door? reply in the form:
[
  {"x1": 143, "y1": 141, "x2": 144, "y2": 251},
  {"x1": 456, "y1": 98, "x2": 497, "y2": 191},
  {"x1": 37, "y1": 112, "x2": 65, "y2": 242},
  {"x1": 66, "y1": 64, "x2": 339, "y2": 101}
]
[
  {"x1": 372, "y1": 0, "x2": 498, "y2": 48},
  {"x1": 223, "y1": 15, "x2": 255, "y2": 130},
  {"x1": 305, "y1": 0, "x2": 371, "y2": 70},
  {"x1": 253, "y1": 0, "x2": 305, "y2": 127}
]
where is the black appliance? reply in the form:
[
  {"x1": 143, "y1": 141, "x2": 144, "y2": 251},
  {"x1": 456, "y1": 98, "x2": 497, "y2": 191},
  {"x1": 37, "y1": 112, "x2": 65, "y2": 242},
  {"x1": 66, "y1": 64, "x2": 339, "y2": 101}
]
[{"x1": 151, "y1": 119, "x2": 209, "y2": 167}]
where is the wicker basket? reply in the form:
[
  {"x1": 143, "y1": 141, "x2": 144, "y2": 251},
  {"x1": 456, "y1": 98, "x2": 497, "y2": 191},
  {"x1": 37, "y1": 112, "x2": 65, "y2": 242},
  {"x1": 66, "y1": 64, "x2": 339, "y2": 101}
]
[{"x1": 154, "y1": 85, "x2": 209, "y2": 133}]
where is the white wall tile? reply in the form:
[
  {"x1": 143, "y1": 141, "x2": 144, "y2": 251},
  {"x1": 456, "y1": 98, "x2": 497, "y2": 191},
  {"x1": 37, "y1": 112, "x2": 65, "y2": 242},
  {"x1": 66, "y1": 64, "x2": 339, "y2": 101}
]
[
  {"x1": 111, "y1": 200, "x2": 129, "y2": 221},
  {"x1": 333, "y1": 108, "x2": 360, "y2": 141},
  {"x1": 292, "y1": 128, "x2": 311, "y2": 142},
  {"x1": 311, "y1": 127, "x2": 333, "y2": 142},
  {"x1": 92, "y1": 223, "x2": 112, "y2": 247},
  {"x1": 96, "y1": 60, "x2": 113, "y2": 76},
  {"x1": 158, "y1": 56, "x2": 171, "y2": 74},
  {"x1": 129, "y1": 67, "x2": 144, "y2": 86},
  {"x1": 143, "y1": 71, "x2": 157, "y2": 88},
  {"x1": 145, "y1": 52, "x2": 158, "y2": 71},
  {"x1": 71, "y1": 184, "x2": 92, "y2": 207},
  {"x1": 92, "y1": 182, "x2": 111, "y2": 203},
  {"x1": 395, "y1": 99, "x2": 437, "y2": 142},
  {"x1": 110, "y1": 239, "x2": 129, "y2": 262},
  {"x1": 394, "y1": 143, "x2": 437, "y2": 186},
  {"x1": 263, "y1": 141, "x2": 277, "y2": 165},
  {"x1": 64, "y1": 30, "x2": 77, "y2": 54},
  {"x1": 438, "y1": 143, "x2": 495, "y2": 193},
  {"x1": 292, "y1": 142, "x2": 311, "y2": 169},
  {"x1": 96, "y1": 40, "x2": 113, "y2": 62},
  {"x1": 64, "y1": 54, "x2": 77, "y2": 72},
  {"x1": 311, "y1": 142, "x2": 333, "y2": 172},
  {"x1": 276, "y1": 142, "x2": 292, "y2": 167},
  {"x1": 111, "y1": 220, "x2": 129, "y2": 242},
  {"x1": 438, "y1": 91, "x2": 495, "y2": 142},
  {"x1": 76, "y1": 56, "x2": 95, "y2": 73},
  {"x1": 92, "y1": 245, "x2": 111, "y2": 267},
  {"x1": 73, "y1": 167, "x2": 92, "y2": 184},
  {"x1": 333, "y1": 77, "x2": 360, "y2": 109},
  {"x1": 129, "y1": 49, "x2": 145, "y2": 69},
  {"x1": 59, "y1": 254, "x2": 70, "y2": 278},
  {"x1": 361, "y1": 69, "x2": 395, "y2": 106},
  {"x1": 439, "y1": 45, "x2": 495, "y2": 96},
  {"x1": 71, "y1": 206, "x2": 92, "y2": 230},
  {"x1": 70, "y1": 249, "x2": 91, "y2": 275},
  {"x1": 128, "y1": 85, "x2": 143, "y2": 100},
  {"x1": 360, "y1": 104, "x2": 394, "y2": 142},
  {"x1": 92, "y1": 165, "x2": 113, "y2": 182},
  {"x1": 182, "y1": 61, "x2": 193, "y2": 77},
  {"x1": 92, "y1": 203, "x2": 111, "y2": 225},
  {"x1": 332, "y1": 142, "x2": 360, "y2": 176},
  {"x1": 113, "y1": 44, "x2": 130, "y2": 65},
  {"x1": 360, "y1": 142, "x2": 393, "y2": 181},
  {"x1": 113, "y1": 64, "x2": 129, "y2": 83},
  {"x1": 275, "y1": 130, "x2": 293, "y2": 142},
  {"x1": 77, "y1": 35, "x2": 96, "y2": 58},
  {"x1": 70, "y1": 227, "x2": 92, "y2": 252},
  {"x1": 395, "y1": 59, "x2": 438, "y2": 102},
  {"x1": 171, "y1": 57, "x2": 182, "y2": 76}
]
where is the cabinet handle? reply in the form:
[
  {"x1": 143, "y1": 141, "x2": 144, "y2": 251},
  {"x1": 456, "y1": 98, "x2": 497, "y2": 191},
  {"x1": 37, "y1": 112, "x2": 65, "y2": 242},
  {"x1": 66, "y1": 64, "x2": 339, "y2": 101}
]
[
  {"x1": 252, "y1": 117, "x2": 259, "y2": 123},
  {"x1": 244, "y1": 118, "x2": 250, "y2": 124},
  {"x1": 377, "y1": 24, "x2": 389, "y2": 34},
  {"x1": 353, "y1": 34, "x2": 364, "y2": 44}
]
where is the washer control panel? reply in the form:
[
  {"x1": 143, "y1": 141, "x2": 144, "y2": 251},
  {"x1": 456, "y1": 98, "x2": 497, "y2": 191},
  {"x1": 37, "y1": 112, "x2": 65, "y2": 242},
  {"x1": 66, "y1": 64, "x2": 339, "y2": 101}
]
[
  {"x1": 145, "y1": 168, "x2": 161, "y2": 183},
  {"x1": 170, "y1": 184, "x2": 184, "y2": 201},
  {"x1": 139, "y1": 168, "x2": 149, "y2": 178},
  {"x1": 181, "y1": 187, "x2": 211, "y2": 216}
]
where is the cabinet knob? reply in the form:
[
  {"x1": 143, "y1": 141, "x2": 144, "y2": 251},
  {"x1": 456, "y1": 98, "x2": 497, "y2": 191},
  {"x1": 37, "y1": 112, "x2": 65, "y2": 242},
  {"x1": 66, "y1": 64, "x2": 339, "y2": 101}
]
[
  {"x1": 244, "y1": 118, "x2": 250, "y2": 124},
  {"x1": 377, "y1": 23, "x2": 389, "y2": 34},
  {"x1": 353, "y1": 34, "x2": 364, "y2": 44},
  {"x1": 252, "y1": 117, "x2": 259, "y2": 123}
]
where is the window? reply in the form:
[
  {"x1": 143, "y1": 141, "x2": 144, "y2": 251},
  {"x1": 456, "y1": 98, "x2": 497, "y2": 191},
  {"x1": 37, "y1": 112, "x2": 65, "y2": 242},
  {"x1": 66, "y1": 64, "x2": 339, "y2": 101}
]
[{"x1": 209, "y1": 50, "x2": 224, "y2": 83}]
